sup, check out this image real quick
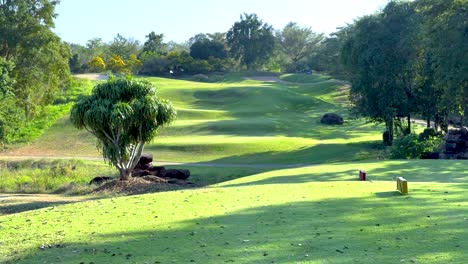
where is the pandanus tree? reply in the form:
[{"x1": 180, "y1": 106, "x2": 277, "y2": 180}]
[{"x1": 70, "y1": 77, "x2": 176, "y2": 180}]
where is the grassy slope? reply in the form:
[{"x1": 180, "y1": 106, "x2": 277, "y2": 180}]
[
  {"x1": 3, "y1": 74, "x2": 383, "y2": 164},
  {"x1": 145, "y1": 75, "x2": 383, "y2": 164},
  {"x1": 1, "y1": 160, "x2": 467, "y2": 263}
]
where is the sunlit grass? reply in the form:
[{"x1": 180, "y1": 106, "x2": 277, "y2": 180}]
[
  {"x1": 3, "y1": 73, "x2": 385, "y2": 164},
  {"x1": 1, "y1": 160, "x2": 467, "y2": 263}
]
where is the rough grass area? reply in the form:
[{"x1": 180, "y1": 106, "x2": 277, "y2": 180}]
[
  {"x1": 0, "y1": 159, "x2": 115, "y2": 194},
  {"x1": 0, "y1": 160, "x2": 466, "y2": 263}
]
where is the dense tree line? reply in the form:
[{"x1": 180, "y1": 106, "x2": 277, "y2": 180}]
[
  {"x1": 340, "y1": 0, "x2": 467, "y2": 144},
  {"x1": 68, "y1": 13, "x2": 327, "y2": 76}
]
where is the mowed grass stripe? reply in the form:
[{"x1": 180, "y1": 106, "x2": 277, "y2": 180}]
[{"x1": 2, "y1": 74, "x2": 385, "y2": 164}]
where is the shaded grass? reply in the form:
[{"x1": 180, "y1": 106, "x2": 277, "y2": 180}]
[
  {"x1": 1, "y1": 160, "x2": 467, "y2": 263},
  {"x1": 280, "y1": 73, "x2": 332, "y2": 83}
]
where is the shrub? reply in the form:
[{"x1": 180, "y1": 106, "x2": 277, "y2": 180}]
[
  {"x1": 89, "y1": 56, "x2": 106, "y2": 72},
  {"x1": 418, "y1": 128, "x2": 441, "y2": 141},
  {"x1": 391, "y1": 132, "x2": 443, "y2": 159}
]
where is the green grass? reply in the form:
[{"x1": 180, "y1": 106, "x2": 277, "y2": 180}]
[
  {"x1": 0, "y1": 159, "x2": 116, "y2": 193},
  {"x1": 143, "y1": 76, "x2": 383, "y2": 164},
  {"x1": 1, "y1": 160, "x2": 467, "y2": 263},
  {"x1": 1, "y1": 73, "x2": 464, "y2": 263},
  {"x1": 3, "y1": 74, "x2": 383, "y2": 165}
]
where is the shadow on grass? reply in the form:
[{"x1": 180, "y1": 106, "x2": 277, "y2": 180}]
[
  {"x1": 180, "y1": 159, "x2": 468, "y2": 190},
  {"x1": 0, "y1": 195, "x2": 100, "y2": 215},
  {"x1": 9, "y1": 193, "x2": 468, "y2": 263},
  {"x1": 195, "y1": 141, "x2": 380, "y2": 165},
  {"x1": 0, "y1": 201, "x2": 77, "y2": 215}
]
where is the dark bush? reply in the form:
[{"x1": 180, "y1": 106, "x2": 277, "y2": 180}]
[
  {"x1": 418, "y1": 128, "x2": 441, "y2": 141},
  {"x1": 391, "y1": 133, "x2": 443, "y2": 159}
]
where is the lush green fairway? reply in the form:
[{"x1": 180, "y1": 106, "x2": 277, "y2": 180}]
[
  {"x1": 1, "y1": 160, "x2": 467, "y2": 263},
  {"x1": 3, "y1": 74, "x2": 383, "y2": 164},
  {"x1": 1, "y1": 73, "x2": 466, "y2": 263}
]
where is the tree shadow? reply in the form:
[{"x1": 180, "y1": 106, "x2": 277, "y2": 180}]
[
  {"x1": 9, "y1": 194, "x2": 468, "y2": 263},
  {"x1": 0, "y1": 195, "x2": 101, "y2": 215},
  {"x1": 191, "y1": 141, "x2": 381, "y2": 166},
  {"x1": 0, "y1": 201, "x2": 78, "y2": 215}
]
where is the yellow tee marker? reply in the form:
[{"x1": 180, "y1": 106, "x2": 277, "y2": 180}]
[{"x1": 397, "y1": 177, "x2": 408, "y2": 194}]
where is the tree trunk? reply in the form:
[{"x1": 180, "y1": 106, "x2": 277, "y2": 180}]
[
  {"x1": 427, "y1": 119, "x2": 430, "y2": 128},
  {"x1": 384, "y1": 118, "x2": 394, "y2": 146},
  {"x1": 464, "y1": 84, "x2": 468, "y2": 126},
  {"x1": 119, "y1": 168, "x2": 131, "y2": 181},
  {"x1": 407, "y1": 115, "x2": 411, "y2": 134}
]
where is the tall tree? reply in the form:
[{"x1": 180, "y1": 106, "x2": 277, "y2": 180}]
[
  {"x1": 419, "y1": 0, "x2": 468, "y2": 125},
  {"x1": 189, "y1": 33, "x2": 227, "y2": 60},
  {"x1": 70, "y1": 78, "x2": 176, "y2": 180},
  {"x1": 276, "y1": 22, "x2": 324, "y2": 71},
  {"x1": 108, "y1": 34, "x2": 140, "y2": 61},
  {"x1": 0, "y1": 0, "x2": 71, "y2": 118},
  {"x1": 342, "y1": 1, "x2": 418, "y2": 144},
  {"x1": 226, "y1": 13, "x2": 275, "y2": 69},
  {"x1": 141, "y1": 31, "x2": 166, "y2": 55}
]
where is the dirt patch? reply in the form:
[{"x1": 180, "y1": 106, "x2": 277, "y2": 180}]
[
  {"x1": 93, "y1": 177, "x2": 195, "y2": 195},
  {"x1": 74, "y1": 73, "x2": 108, "y2": 81}
]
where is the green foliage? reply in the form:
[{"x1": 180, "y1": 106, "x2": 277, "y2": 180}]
[
  {"x1": 108, "y1": 33, "x2": 140, "y2": 61},
  {"x1": 107, "y1": 54, "x2": 126, "y2": 73},
  {"x1": 391, "y1": 132, "x2": 443, "y2": 159},
  {"x1": 276, "y1": 22, "x2": 324, "y2": 72},
  {"x1": 342, "y1": 2, "x2": 419, "y2": 144},
  {"x1": 227, "y1": 13, "x2": 275, "y2": 69},
  {"x1": 338, "y1": 0, "x2": 467, "y2": 134},
  {"x1": 88, "y1": 56, "x2": 106, "y2": 72},
  {"x1": 0, "y1": 1, "x2": 71, "y2": 119},
  {"x1": 139, "y1": 50, "x2": 232, "y2": 76},
  {"x1": 70, "y1": 77, "x2": 176, "y2": 180},
  {"x1": 126, "y1": 54, "x2": 142, "y2": 73},
  {"x1": 0, "y1": 78, "x2": 91, "y2": 145},
  {"x1": 189, "y1": 33, "x2": 227, "y2": 60},
  {"x1": 418, "y1": 127, "x2": 441, "y2": 141},
  {"x1": 6, "y1": 103, "x2": 72, "y2": 144},
  {"x1": 0, "y1": 57, "x2": 15, "y2": 96},
  {"x1": 419, "y1": 0, "x2": 468, "y2": 125},
  {"x1": 69, "y1": 53, "x2": 83, "y2": 73},
  {"x1": 141, "y1": 31, "x2": 166, "y2": 55}
]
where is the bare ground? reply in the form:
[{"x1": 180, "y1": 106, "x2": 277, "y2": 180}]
[{"x1": 73, "y1": 73, "x2": 108, "y2": 80}]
